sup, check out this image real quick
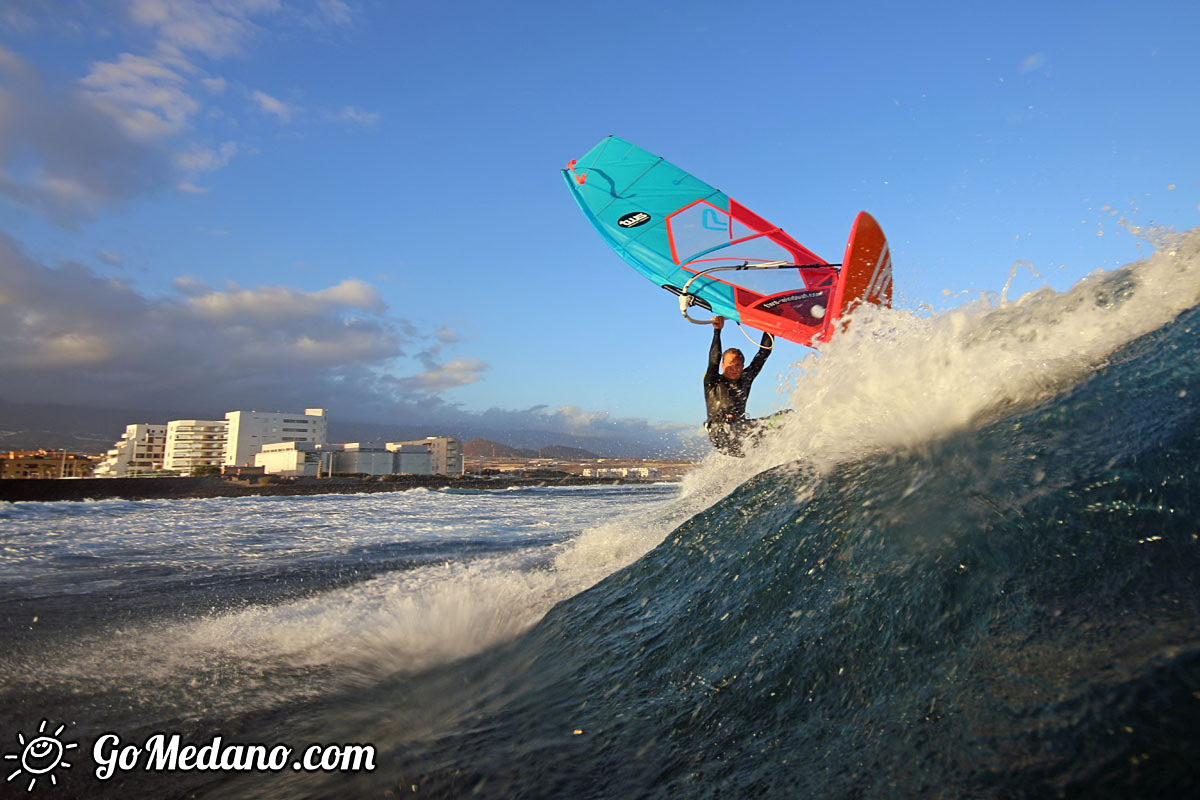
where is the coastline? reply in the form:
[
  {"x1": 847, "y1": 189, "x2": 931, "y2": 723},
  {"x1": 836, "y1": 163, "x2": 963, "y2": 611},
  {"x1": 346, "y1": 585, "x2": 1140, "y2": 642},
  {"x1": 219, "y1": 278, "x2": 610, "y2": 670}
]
[{"x1": 0, "y1": 474, "x2": 673, "y2": 504}]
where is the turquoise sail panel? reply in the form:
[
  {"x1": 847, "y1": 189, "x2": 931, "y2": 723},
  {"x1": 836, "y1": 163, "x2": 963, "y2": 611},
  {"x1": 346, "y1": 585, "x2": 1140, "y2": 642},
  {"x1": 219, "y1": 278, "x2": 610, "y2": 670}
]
[
  {"x1": 562, "y1": 136, "x2": 826, "y2": 326},
  {"x1": 562, "y1": 137, "x2": 737, "y2": 317}
]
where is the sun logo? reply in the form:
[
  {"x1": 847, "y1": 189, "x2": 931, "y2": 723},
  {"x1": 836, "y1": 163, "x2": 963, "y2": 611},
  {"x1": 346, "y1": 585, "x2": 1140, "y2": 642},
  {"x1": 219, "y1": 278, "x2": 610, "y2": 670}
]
[{"x1": 4, "y1": 720, "x2": 78, "y2": 792}]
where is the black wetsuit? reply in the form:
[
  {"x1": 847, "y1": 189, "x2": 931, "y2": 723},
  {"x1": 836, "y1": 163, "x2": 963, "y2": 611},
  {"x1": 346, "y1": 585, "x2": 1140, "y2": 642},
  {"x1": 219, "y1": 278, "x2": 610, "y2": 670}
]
[{"x1": 703, "y1": 327, "x2": 773, "y2": 456}]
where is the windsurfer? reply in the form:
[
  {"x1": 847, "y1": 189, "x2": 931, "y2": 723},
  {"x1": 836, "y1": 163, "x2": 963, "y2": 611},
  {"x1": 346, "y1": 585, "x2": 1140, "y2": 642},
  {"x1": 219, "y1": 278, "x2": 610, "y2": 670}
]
[{"x1": 703, "y1": 317, "x2": 776, "y2": 457}]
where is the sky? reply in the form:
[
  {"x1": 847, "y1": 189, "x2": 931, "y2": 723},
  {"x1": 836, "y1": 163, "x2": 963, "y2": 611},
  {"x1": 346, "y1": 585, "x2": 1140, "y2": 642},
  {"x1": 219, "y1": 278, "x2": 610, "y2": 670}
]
[{"x1": 1, "y1": 0, "x2": 1198, "y2": 453}]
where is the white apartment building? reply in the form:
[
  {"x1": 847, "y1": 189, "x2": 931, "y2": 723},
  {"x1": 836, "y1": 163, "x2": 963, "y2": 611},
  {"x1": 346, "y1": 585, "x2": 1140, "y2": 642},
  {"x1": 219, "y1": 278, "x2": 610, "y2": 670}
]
[
  {"x1": 387, "y1": 437, "x2": 463, "y2": 475},
  {"x1": 94, "y1": 423, "x2": 168, "y2": 477},
  {"x1": 225, "y1": 408, "x2": 327, "y2": 467},
  {"x1": 96, "y1": 408, "x2": 460, "y2": 479},
  {"x1": 163, "y1": 419, "x2": 229, "y2": 473}
]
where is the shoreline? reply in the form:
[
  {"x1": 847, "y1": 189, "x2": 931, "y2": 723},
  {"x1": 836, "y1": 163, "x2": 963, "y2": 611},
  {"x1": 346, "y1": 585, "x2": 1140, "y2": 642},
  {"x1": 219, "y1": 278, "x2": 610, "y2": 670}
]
[{"x1": 0, "y1": 474, "x2": 673, "y2": 504}]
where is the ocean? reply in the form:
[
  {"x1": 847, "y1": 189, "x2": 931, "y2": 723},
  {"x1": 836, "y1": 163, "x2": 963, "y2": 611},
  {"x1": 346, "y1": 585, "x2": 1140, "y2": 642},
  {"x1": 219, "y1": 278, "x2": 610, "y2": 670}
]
[{"x1": 2, "y1": 226, "x2": 1199, "y2": 798}]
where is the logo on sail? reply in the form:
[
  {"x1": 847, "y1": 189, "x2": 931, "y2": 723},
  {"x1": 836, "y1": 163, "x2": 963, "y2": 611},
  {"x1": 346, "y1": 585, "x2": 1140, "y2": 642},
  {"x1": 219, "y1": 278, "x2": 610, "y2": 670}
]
[{"x1": 617, "y1": 211, "x2": 651, "y2": 228}]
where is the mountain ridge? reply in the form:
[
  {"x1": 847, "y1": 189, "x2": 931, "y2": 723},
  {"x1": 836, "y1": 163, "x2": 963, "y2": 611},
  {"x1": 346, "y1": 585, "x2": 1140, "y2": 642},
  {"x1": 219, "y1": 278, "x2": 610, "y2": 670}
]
[{"x1": 462, "y1": 438, "x2": 600, "y2": 460}]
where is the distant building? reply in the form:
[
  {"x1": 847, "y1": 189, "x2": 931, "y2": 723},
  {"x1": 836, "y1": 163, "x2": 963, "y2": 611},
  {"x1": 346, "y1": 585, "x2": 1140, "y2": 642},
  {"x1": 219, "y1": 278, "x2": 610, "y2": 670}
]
[
  {"x1": 255, "y1": 441, "x2": 328, "y2": 478},
  {"x1": 163, "y1": 419, "x2": 229, "y2": 474},
  {"x1": 96, "y1": 408, "x2": 327, "y2": 476},
  {"x1": 94, "y1": 408, "x2": 458, "y2": 479},
  {"x1": 334, "y1": 443, "x2": 395, "y2": 476},
  {"x1": 335, "y1": 443, "x2": 432, "y2": 476},
  {"x1": 225, "y1": 408, "x2": 327, "y2": 467},
  {"x1": 94, "y1": 423, "x2": 168, "y2": 477},
  {"x1": 387, "y1": 437, "x2": 463, "y2": 475},
  {"x1": 581, "y1": 467, "x2": 661, "y2": 479},
  {"x1": 220, "y1": 464, "x2": 265, "y2": 478},
  {"x1": 389, "y1": 444, "x2": 435, "y2": 476},
  {"x1": 1, "y1": 450, "x2": 95, "y2": 479},
  {"x1": 253, "y1": 442, "x2": 434, "y2": 477}
]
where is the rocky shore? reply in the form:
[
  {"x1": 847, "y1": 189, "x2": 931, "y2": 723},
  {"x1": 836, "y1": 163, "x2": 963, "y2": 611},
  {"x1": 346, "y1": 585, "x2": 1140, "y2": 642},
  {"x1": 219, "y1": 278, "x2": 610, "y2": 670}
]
[{"x1": 0, "y1": 474, "x2": 663, "y2": 503}]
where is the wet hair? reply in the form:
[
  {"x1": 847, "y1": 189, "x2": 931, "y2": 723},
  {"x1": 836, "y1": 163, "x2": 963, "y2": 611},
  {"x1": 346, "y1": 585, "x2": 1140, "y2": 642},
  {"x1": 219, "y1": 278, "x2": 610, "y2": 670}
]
[{"x1": 722, "y1": 348, "x2": 744, "y2": 363}]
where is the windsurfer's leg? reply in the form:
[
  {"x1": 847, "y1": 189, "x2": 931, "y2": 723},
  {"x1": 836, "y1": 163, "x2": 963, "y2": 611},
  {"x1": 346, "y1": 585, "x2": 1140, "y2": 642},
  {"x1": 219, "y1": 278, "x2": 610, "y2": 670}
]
[
  {"x1": 706, "y1": 422, "x2": 745, "y2": 458},
  {"x1": 733, "y1": 417, "x2": 778, "y2": 449}
]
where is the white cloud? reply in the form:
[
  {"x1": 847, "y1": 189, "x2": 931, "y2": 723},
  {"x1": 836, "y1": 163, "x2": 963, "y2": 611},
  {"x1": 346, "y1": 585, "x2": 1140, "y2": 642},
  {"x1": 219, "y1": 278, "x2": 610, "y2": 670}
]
[
  {"x1": 173, "y1": 275, "x2": 211, "y2": 295},
  {"x1": 311, "y1": 0, "x2": 358, "y2": 28},
  {"x1": 96, "y1": 249, "x2": 122, "y2": 267},
  {"x1": 403, "y1": 358, "x2": 488, "y2": 392},
  {"x1": 187, "y1": 278, "x2": 387, "y2": 321},
  {"x1": 0, "y1": 2, "x2": 94, "y2": 37},
  {"x1": 314, "y1": 278, "x2": 388, "y2": 311},
  {"x1": 0, "y1": 4, "x2": 374, "y2": 226},
  {"x1": 200, "y1": 76, "x2": 227, "y2": 94},
  {"x1": 433, "y1": 326, "x2": 460, "y2": 344},
  {"x1": 127, "y1": 0, "x2": 282, "y2": 59},
  {"x1": 0, "y1": 234, "x2": 421, "y2": 413},
  {"x1": 452, "y1": 404, "x2": 701, "y2": 457},
  {"x1": 335, "y1": 105, "x2": 380, "y2": 125},
  {"x1": 0, "y1": 46, "x2": 176, "y2": 224},
  {"x1": 550, "y1": 405, "x2": 614, "y2": 430},
  {"x1": 0, "y1": 5, "x2": 39, "y2": 35},
  {"x1": 79, "y1": 51, "x2": 199, "y2": 138},
  {"x1": 177, "y1": 140, "x2": 238, "y2": 171},
  {"x1": 252, "y1": 89, "x2": 293, "y2": 121}
]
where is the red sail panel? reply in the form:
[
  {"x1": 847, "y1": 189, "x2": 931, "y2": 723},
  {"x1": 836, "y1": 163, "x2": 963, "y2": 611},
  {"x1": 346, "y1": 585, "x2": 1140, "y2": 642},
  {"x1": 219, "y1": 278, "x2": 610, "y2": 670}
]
[{"x1": 729, "y1": 199, "x2": 823, "y2": 266}]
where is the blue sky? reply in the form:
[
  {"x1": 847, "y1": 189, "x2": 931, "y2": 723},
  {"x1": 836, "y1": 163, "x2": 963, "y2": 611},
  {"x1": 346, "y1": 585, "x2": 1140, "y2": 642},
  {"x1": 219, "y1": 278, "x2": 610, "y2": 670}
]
[{"x1": 1, "y1": 0, "x2": 1197, "y2": 451}]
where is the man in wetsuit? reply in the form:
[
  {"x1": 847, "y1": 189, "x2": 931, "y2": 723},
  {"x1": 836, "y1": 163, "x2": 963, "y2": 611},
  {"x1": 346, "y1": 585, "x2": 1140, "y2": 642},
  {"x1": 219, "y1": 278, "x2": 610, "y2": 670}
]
[{"x1": 703, "y1": 316, "x2": 775, "y2": 457}]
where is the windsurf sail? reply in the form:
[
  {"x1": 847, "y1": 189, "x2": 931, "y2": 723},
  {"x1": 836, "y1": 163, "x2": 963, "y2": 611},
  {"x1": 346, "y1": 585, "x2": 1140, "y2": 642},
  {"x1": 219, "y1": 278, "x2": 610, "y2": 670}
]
[{"x1": 562, "y1": 136, "x2": 891, "y2": 346}]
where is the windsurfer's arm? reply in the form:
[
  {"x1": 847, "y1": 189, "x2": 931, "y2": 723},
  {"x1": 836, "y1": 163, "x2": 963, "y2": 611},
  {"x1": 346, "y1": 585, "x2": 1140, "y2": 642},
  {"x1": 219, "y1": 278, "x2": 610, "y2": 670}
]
[
  {"x1": 743, "y1": 331, "x2": 774, "y2": 382},
  {"x1": 705, "y1": 320, "x2": 723, "y2": 383}
]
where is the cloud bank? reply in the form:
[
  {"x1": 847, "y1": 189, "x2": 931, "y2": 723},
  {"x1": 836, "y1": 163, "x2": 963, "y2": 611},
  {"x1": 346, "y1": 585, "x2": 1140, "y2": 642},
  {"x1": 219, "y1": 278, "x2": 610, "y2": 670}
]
[
  {"x1": 0, "y1": 2, "x2": 379, "y2": 223},
  {"x1": 0, "y1": 236, "x2": 695, "y2": 452},
  {"x1": 0, "y1": 232, "x2": 410, "y2": 411},
  {"x1": 0, "y1": 44, "x2": 177, "y2": 225}
]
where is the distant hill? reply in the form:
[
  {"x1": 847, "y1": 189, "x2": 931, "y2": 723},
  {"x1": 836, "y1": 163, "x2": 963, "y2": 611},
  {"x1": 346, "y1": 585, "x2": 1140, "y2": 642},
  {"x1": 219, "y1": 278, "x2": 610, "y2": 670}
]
[
  {"x1": 537, "y1": 444, "x2": 602, "y2": 460},
  {"x1": 463, "y1": 438, "x2": 600, "y2": 460},
  {"x1": 0, "y1": 399, "x2": 195, "y2": 454},
  {"x1": 463, "y1": 439, "x2": 531, "y2": 458}
]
